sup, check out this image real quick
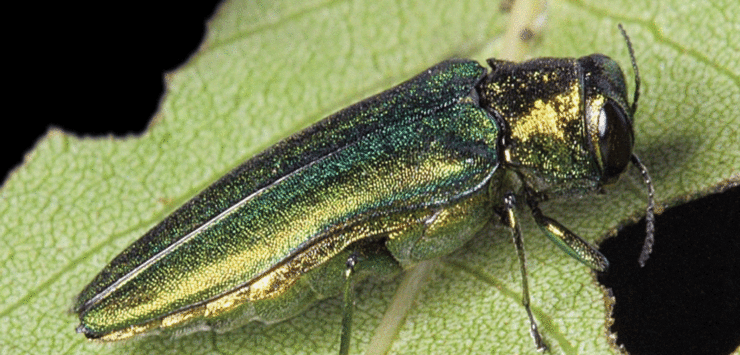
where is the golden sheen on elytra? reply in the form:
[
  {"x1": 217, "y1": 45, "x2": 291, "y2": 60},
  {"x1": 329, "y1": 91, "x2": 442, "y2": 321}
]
[{"x1": 74, "y1": 27, "x2": 654, "y2": 354}]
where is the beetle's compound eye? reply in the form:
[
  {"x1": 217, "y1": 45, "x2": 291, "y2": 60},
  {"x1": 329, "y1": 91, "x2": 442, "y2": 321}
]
[{"x1": 598, "y1": 100, "x2": 633, "y2": 184}]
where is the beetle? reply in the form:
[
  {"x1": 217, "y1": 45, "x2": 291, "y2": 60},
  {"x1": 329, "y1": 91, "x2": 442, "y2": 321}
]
[{"x1": 74, "y1": 25, "x2": 654, "y2": 353}]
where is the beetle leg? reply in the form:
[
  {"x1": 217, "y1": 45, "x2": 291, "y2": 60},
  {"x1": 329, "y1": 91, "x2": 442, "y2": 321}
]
[
  {"x1": 502, "y1": 193, "x2": 547, "y2": 352},
  {"x1": 339, "y1": 252, "x2": 358, "y2": 355},
  {"x1": 527, "y1": 200, "x2": 609, "y2": 272}
]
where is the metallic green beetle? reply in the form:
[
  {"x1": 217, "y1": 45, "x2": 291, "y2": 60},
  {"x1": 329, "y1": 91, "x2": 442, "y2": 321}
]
[{"x1": 75, "y1": 28, "x2": 654, "y2": 352}]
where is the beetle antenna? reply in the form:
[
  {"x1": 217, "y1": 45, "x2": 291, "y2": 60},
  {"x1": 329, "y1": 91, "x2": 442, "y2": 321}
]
[
  {"x1": 620, "y1": 24, "x2": 653, "y2": 266},
  {"x1": 618, "y1": 24, "x2": 640, "y2": 115},
  {"x1": 630, "y1": 154, "x2": 655, "y2": 267}
]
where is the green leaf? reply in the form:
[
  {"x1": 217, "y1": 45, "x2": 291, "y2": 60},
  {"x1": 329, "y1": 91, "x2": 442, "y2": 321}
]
[{"x1": 1, "y1": 0, "x2": 737, "y2": 354}]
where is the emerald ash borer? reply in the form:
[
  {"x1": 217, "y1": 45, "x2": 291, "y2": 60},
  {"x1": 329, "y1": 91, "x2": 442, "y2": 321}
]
[{"x1": 74, "y1": 26, "x2": 655, "y2": 353}]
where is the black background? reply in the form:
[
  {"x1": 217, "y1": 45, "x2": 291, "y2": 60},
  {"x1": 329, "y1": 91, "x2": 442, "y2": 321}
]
[
  {"x1": 3, "y1": 1, "x2": 221, "y2": 182},
  {"x1": 600, "y1": 185, "x2": 739, "y2": 355}
]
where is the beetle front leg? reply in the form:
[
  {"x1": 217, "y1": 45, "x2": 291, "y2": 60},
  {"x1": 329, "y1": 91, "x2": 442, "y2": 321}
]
[
  {"x1": 502, "y1": 193, "x2": 547, "y2": 352},
  {"x1": 527, "y1": 199, "x2": 609, "y2": 272}
]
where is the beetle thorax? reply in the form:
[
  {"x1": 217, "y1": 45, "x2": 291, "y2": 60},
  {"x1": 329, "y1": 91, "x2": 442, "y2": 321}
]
[{"x1": 478, "y1": 58, "x2": 602, "y2": 196}]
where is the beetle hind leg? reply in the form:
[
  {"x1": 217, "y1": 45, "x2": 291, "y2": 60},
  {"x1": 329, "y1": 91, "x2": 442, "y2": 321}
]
[{"x1": 339, "y1": 252, "x2": 358, "y2": 355}]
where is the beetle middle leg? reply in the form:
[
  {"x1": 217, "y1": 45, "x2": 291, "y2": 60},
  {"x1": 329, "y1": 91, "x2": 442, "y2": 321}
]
[{"x1": 502, "y1": 192, "x2": 547, "y2": 352}]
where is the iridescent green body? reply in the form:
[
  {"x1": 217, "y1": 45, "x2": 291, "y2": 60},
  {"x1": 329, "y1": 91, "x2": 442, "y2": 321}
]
[{"x1": 75, "y1": 50, "x2": 647, "y2": 345}]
